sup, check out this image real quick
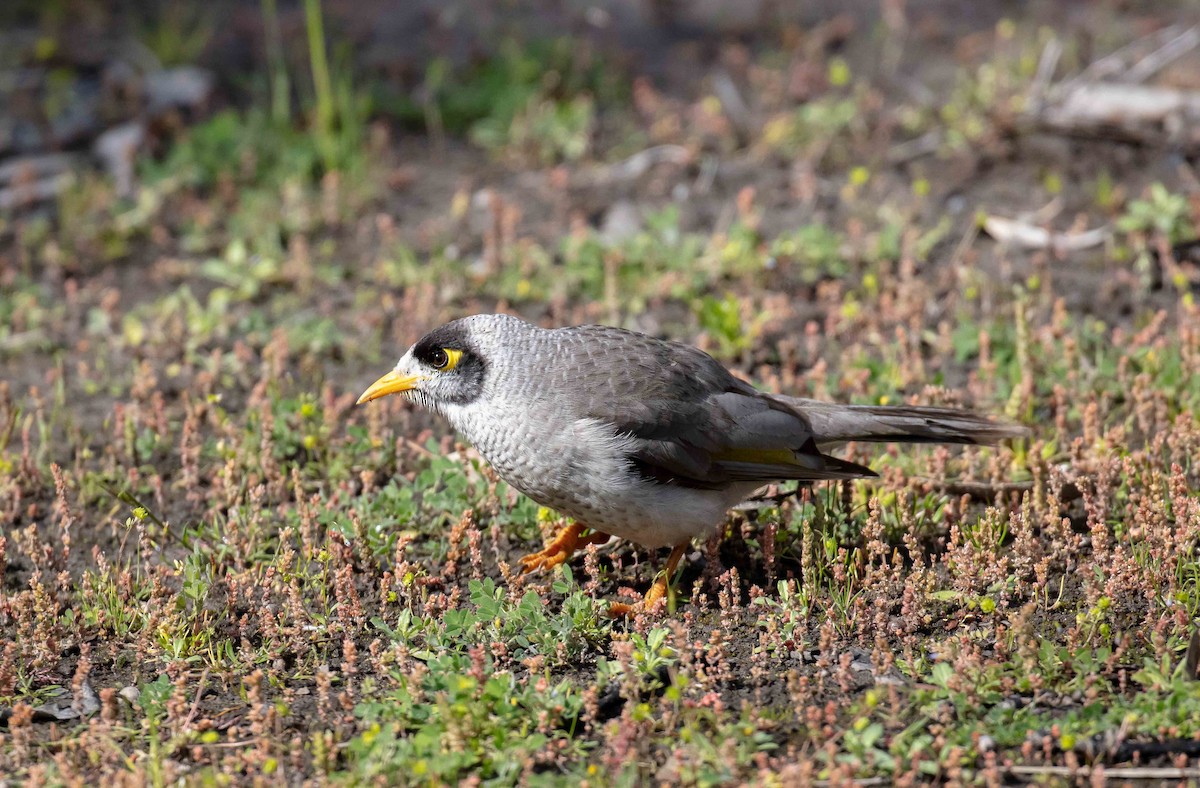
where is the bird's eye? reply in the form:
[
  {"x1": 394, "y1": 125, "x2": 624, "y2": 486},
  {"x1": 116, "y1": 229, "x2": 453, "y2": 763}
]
[{"x1": 427, "y1": 348, "x2": 462, "y2": 371}]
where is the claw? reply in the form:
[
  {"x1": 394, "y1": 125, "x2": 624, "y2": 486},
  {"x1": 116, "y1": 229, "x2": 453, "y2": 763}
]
[
  {"x1": 606, "y1": 601, "x2": 640, "y2": 618},
  {"x1": 518, "y1": 523, "x2": 609, "y2": 575},
  {"x1": 605, "y1": 542, "x2": 687, "y2": 618}
]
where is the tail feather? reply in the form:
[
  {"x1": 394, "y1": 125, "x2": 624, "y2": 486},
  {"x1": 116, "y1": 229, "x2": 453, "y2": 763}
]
[{"x1": 779, "y1": 397, "x2": 1030, "y2": 446}]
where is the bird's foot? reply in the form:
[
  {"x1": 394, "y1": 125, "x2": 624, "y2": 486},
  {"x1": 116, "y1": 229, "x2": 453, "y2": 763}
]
[
  {"x1": 606, "y1": 602, "x2": 638, "y2": 618},
  {"x1": 606, "y1": 576, "x2": 670, "y2": 618},
  {"x1": 518, "y1": 522, "x2": 610, "y2": 574},
  {"x1": 606, "y1": 542, "x2": 688, "y2": 618}
]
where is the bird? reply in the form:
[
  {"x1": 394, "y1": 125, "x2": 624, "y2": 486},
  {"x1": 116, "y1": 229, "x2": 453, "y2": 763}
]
[{"x1": 357, "y1": 313, "x2": 1028, "y2": 615}]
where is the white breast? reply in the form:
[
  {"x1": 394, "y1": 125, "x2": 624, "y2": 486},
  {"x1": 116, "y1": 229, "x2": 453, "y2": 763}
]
[{"x1": 438, "y1": 401, "x2": 756, "y2": 548}]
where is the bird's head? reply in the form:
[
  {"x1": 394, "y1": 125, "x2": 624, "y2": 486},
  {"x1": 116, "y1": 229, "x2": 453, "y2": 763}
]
[{"x1": 356, "y1": 316, "x2": 509, "y2": 413}]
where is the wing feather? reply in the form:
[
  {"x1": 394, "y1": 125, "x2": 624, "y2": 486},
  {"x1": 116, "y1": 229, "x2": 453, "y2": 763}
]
[{"x1": 554, "y1": 325, "x2": 878, "y2": 489}]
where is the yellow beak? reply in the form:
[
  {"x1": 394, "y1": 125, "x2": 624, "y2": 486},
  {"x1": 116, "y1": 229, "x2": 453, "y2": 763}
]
[{"x1": 356, "y1": 370, "x2": 423, "y2": 404}]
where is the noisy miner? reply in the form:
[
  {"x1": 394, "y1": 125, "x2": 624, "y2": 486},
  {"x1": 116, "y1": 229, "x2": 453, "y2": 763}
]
[{"x1": 358, "y1": 314, "x2": 1028, "y2": 615}]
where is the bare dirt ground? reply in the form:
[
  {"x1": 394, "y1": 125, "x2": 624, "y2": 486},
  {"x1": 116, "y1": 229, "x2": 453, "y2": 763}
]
[{"x1": 3, "y1": 0, "x2": 1200, "y2": 784}]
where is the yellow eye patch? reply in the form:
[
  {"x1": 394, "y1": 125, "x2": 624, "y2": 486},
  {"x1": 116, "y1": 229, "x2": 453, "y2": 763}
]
[{"x1": 438, "y1": 348, "x2": 463, "y2": 371}]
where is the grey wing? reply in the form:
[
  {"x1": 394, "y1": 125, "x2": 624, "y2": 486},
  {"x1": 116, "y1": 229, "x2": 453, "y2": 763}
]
[
  {"x1": 610, "y1": 390, "x2": 878, "y2": 489},
  {"x1": 552, "y1": 326, "x2": 876, "y2": 489}
]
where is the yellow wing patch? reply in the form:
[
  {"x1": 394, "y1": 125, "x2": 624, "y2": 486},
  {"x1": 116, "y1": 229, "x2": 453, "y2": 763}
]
[
  {"x1": 715, "y1": 448, "x2": 830, "y2": 467},
  {"x1": 713, "y1": 448, "x2": 801, "y2": 465},
  {"x1": 712, "y1": 447, "x2": 828, "y2": 472}
]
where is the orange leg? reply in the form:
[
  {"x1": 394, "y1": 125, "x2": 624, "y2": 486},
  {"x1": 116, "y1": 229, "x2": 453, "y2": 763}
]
[
  {"x1": 608, "y1": 541, "x2": 689, "y2": 618},
  {"x1": 519, "y1": 522, "x2": 611, "y2": 574}
]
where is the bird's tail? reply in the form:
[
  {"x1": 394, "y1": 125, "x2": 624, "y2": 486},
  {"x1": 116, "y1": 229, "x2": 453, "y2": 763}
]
[{"x1": 780, "y1": 397, "x2": 1030, "y2": 446}]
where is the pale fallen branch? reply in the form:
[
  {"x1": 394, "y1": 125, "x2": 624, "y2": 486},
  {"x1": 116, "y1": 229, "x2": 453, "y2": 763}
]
[
  {"x1": 1032, "y1": 82, "x2": 1200, "y2": 151},
  {"x1": 1030, "y1": 25, "x2": 1200, "y2": 150},
  {"x1": 1066, "y1": 24, "x2": 1197, "y2": 88},
  {"x1": 983, "y1": 215, "x2": 1110, "y2": 253},
  {"x1": 0, "y1": 330, "x2": 49, "y2": 353},
  {"x1": 1124, "y1": 25, "x2": 1200, "y2": 83},
  {"x1": 1027, "y1": 37, "x2": 1063, "y2": 113},
  {"x1": 581, "y1": 144, "x2": 692, "y2": 186},
  {"x1": 914, "y1": 477, "x2": 1082, "y2": 504},
  {"x1": 1022, "y1": 196, "x2": 1063, "y2": 225},
  {"x1": 886, "y1": 130, "x2": 942, "y2": 164},
  {"x1": 0, "y1": 153, "x2": 79, "y2": 184},
  {"x1": 93, "y1": 121, "x2": 146, "y2": 197},
  {"x1": 1006, "y1": 765, "x2": 1200, "y2": 780},
  {"x1": 712, "y1": 69, "x2": 752, "y2": 138},
  {"x1": 0, "y1": 154, "x2": 80, "y2": 210},
  {"x1": 0, "y1": 172, "x2": 75, "y2": 211}
]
